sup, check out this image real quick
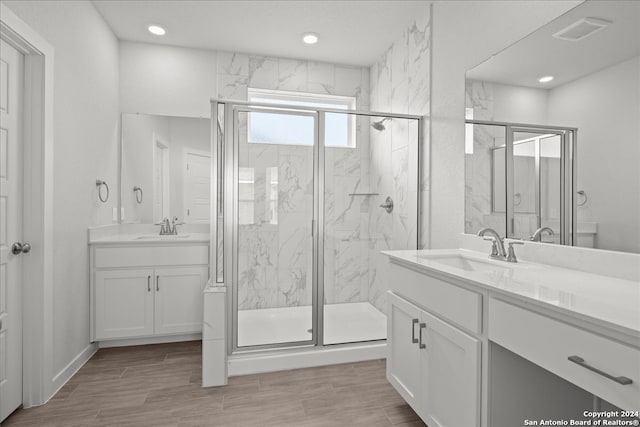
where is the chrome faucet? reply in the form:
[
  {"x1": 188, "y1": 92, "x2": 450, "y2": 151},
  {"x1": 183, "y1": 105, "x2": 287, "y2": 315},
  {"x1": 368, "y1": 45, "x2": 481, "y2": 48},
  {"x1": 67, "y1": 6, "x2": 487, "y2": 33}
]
[
  {"x1": 530, "y1": 226, "x2": 554, "y2": 242},
  {"x1": 170, "y1": 216, "x2": 185, "y2": 235},
  {"x1": 155, "y1": 218, "x2": 171, "y2": 235},
  {"x1": 477, "y1": 228, "x2": 507, "y2": 259},
  {"x1": 478, "y1": 228, "x2": 524, "y2": 263}
]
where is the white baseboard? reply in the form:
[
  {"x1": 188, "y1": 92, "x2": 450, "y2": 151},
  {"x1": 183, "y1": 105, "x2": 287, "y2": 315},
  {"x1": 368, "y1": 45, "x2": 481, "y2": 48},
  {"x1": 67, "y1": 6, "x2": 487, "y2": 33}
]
[
  {"x1": 47, "y1": 343, "x2": 98, "y2": 404},
  {"x1": 228, "y1": 342, "x2": 387, "y2": 376},
  {"x1": 97, "y1": 333, "x2": 202, "y2": 348}
]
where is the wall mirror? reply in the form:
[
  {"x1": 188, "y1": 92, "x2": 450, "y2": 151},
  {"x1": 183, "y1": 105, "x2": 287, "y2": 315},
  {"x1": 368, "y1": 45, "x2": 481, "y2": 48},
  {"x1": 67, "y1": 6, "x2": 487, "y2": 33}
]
[
  {"x1": 120, "y1": 113, "x2": 210, "y2": 224},
  {"x1": 464, "y1": 1, "x2": 639, "y2": 253}
]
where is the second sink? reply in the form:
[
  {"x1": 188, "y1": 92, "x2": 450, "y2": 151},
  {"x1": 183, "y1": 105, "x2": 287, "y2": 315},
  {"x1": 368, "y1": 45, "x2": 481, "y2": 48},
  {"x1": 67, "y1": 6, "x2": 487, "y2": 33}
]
[{"x1": 418, "y1": 253, "x2": 513, "y2": 273}]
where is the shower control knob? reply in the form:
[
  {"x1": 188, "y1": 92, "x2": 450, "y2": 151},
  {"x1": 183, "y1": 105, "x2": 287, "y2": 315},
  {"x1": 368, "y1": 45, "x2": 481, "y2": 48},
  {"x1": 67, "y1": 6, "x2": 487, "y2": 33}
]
[
  {"x1": 11, "y1": 242, "x2": 31, "y2": 255},
  {"x1": 379, "y1": 196, "x2": 394, "y2": 213}
]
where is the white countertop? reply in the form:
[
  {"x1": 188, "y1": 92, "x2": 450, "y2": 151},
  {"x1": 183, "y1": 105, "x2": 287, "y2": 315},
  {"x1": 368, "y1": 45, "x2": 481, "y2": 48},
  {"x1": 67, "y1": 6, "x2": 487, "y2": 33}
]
[
  {"x1": 383, "y1": 249, "x2": 640, "y2": 340},
  {"x1": 90, "y1": 232, "x2": 210, "y2": 244}
]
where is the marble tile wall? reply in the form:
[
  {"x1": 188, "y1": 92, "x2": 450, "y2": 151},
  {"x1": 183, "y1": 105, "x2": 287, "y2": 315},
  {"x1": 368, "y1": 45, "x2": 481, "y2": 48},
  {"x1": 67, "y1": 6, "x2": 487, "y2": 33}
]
[
  {"x1": 323, "y1": 116, "x2": 371, "y2": 306},
  {"x1": 368, "y1": 3, "x2": 431, "y2": 314},
  {"x1": 224, "y1": 2, "x2": 431, "y2": 313},
  {"x1": 222, "y1": 53, "x2": 371, "y2": 310}
]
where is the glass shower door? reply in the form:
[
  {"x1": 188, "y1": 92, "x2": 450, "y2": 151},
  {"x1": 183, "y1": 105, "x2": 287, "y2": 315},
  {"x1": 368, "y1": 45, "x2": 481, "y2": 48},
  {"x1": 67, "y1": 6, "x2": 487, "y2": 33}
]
[
  {"x1": 322, "y1": 113, "x2": 419, "y2": 345},
  {"x1": 511, "y1": 129, "x2": 564, "y2": 242},
  {"x1": 234, "y1": 107, "x2": 317, "y2": 349}
]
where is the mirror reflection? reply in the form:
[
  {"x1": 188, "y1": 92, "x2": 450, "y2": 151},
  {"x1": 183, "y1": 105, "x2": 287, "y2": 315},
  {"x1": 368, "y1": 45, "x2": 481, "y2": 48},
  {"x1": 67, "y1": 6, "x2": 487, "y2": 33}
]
[
  {"x1": 121, "y1": 113, "x2": 210, "y2": 224},
  {"x1": 464, "y1": 1, "x2": 639, "y2": 253}
]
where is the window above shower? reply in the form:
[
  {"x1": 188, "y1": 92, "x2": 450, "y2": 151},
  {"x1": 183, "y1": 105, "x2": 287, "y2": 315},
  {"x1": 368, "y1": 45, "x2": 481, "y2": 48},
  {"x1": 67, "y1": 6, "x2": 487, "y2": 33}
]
[{"x1": 247, "y1": 88, "x2": 357, "y2": 148}]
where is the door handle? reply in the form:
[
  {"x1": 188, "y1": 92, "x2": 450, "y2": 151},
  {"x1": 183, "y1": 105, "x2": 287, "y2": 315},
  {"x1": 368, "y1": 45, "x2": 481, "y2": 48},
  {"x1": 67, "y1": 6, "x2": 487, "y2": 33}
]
[{"x1": 11, "y1": 242, "x2": 31, "y2": 255}]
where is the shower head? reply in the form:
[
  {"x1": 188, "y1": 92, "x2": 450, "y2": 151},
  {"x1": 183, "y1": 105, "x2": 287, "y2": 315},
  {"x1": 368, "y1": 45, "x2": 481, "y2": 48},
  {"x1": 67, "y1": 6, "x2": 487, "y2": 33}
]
[{"x1": 371, "y1": 117, "x2": 391, "y2": 131}]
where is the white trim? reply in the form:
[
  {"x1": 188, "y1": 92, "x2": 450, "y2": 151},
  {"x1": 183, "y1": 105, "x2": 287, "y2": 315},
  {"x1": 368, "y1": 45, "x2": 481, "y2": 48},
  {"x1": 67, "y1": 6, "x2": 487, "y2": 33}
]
[
  {"x1": 98, "y1": 333, "x2": 202, "y2": 348},
  {"x1": 228, "y1": 342, "x2": 386, "y2": 376},
  {"x1": 0, "y1": 3, "x2": 55, "y2": 408},
  {"x1": 50, "y1": 344, "x2": 97, "y2": 395}
]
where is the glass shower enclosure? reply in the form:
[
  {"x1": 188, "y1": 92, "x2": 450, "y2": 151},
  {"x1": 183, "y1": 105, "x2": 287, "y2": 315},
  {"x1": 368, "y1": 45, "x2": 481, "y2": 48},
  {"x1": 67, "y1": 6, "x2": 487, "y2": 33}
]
[{"x1": 212, "y1": 99, "x2": 422, "y2": 353}]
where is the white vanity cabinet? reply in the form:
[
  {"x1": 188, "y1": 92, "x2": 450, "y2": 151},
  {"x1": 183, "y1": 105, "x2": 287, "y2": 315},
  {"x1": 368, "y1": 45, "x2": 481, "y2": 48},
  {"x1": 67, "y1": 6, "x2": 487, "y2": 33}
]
[
  {"x1": 91, "y1": 243, "x2": 209, "y2": 342},
  {"x1": 388, "y1": 291, "x2": 481, "y2": 427},
  {"x1": 384, "y1": 249, "x2": 640, "y2": 427},
  {"x1": 153, "y1": 266, "x2": 208, "y2": 335},
  {"x1": 95, "y1": 268, "x2": 155, "y2": 339}
]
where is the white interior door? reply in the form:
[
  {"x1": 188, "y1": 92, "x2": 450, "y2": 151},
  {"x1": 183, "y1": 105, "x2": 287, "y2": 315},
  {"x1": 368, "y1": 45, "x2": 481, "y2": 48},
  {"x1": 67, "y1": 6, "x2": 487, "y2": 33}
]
[
  {"x1": 183, "y1": 151, "x2": 210, "y2": 223},
  {"x1": 0, "y1": 38, "x2": 25, "y2": 422}
]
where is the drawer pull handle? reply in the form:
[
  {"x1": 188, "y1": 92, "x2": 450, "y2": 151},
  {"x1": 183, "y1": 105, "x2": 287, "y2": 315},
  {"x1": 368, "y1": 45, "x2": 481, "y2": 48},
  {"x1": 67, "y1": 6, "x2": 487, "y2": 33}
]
[
  {"x1": 147, "y1": 275, "x2": 151, "y2": 292},
  {"x1": 411, "y1": 318, "x2": 419, "y2": 344},
  {"x1": 419, "y1": 323, "x2": 426, "y2": 349},
  {"x1": 156, "y1": 275, "x2": 160, "y2": 291},
  {"x1": 568, "y1": 356, "x2": 633, "y2": 385}
]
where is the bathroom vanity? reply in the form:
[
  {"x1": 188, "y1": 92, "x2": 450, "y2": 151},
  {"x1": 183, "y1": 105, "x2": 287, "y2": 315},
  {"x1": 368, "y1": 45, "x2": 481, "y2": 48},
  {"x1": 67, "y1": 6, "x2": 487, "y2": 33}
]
[
  {"x1": 89, "y1": 228, "x2": 210, "y2": 344},
  {"x1": 383, "y1": 247, "x2": 640, "y2": 427}
]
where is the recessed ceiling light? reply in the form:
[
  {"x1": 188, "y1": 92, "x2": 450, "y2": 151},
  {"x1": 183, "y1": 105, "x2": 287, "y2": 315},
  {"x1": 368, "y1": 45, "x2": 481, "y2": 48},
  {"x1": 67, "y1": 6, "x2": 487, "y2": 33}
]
[
  {"x1": 148, "y1": 25, "x2": 166, "y2": 36},
  {"x1": 302, "y1": 33, "x2": 319, "y2": 45},
  {"x1": 538, "y1": 76, "x2": 554, "y2": 83}
]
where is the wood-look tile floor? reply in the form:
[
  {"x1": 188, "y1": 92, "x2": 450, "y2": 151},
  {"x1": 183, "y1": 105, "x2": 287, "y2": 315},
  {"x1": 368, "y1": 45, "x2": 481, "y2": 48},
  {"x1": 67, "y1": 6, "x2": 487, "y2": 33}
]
[{"x1": 3, "y1": 341, "x2": 426, "y2": 427}]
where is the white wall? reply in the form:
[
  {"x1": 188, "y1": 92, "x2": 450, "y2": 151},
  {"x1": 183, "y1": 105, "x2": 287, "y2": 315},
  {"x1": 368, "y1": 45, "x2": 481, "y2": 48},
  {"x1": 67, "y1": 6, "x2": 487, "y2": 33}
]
[
  {"x1": 3, "y1": 0, "x2": 119, "y2": 381},
  {"x1": 547, "y1": 56, "x2": 640, "y2": 253},
  {"x1": 119, "y1": 41, "x2": 217, "y2": 118},
  {"x1": 429, "y1": 0, "x2": 581, "y2": 248},
  {"x1": 492, "y1": 84, "x2": 548, "y2": 125}
]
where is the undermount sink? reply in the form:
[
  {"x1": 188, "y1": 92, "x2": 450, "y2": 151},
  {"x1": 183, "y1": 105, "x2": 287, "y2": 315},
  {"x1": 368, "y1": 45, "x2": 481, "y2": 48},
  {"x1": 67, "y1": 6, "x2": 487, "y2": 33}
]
[
  {"x1": 134, "y1": 234, "x2": 191, "y2": 240},
  {"x1": 418, "y1": 253, "x2": 513, "y2": 273}
]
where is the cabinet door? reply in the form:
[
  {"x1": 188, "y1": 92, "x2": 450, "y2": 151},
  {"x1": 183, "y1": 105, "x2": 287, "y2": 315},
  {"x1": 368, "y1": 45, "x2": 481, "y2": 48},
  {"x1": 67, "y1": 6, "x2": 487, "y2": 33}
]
[
  {"x1": 420, "y1": 309, "x2": 481, "y2": 427},
  {"x1": 387, "y1": 292, "x2": 423, "y2": 411},
  {"x1": 154, "y1": 266, "x2": 208, "y2": 335},
  {"x1": 95, "y1": 269, "x2": 154, "y2": 340}
]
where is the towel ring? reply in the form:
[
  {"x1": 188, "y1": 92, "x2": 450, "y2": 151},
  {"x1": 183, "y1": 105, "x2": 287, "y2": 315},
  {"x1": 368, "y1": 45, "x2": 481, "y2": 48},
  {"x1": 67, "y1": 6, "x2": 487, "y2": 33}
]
[
  {"x1": 577, "y1": 190, "x2": 588, "y2": 207},
  {"x1": 514, "y1": 192, "x2": 522, "y2": 207},
  {"x1": 96, "y1": 180, "x2": 109, "y2": 203},
  {"x1": 133, "y1": 186, "x2": 143, "y2": 204}
]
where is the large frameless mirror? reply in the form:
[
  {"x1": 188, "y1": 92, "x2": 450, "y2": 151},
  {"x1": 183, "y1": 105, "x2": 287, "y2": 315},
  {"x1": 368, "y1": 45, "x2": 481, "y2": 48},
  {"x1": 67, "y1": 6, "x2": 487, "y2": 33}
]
[
  {"x1": 464, "y1": 1, "x2": 639, "y2": 253},
  {"x1": 120, "y1": 113, "x2": 211, "y2": 225}
]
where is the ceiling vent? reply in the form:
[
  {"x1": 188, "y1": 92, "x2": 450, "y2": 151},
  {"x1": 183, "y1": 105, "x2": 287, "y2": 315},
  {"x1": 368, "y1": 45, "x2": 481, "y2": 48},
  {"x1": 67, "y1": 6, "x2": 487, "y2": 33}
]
[{"x1": 552, "y1": 17, "x2": 612, "y2": 41}]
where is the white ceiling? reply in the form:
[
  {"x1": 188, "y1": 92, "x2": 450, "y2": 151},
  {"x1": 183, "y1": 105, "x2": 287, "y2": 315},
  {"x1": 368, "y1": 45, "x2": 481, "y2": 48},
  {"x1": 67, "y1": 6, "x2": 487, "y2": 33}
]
[
  {"x1": 92, "y1": 0, "x2": 428, "y2": 66},
  {"x1": 466, "y1": 1, "x2": 640, "y2": 89}
]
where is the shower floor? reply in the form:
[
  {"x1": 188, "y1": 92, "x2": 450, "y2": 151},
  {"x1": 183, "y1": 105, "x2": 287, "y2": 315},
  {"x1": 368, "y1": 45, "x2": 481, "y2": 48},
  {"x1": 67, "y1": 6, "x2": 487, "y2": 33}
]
[{"x1": 237, "y1": 302, "x2": 387, "y2": 348}]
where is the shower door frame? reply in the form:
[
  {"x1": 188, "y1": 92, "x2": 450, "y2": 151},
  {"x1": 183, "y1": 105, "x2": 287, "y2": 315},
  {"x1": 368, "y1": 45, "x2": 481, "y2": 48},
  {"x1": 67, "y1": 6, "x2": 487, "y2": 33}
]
[
  {"x1": 213, "y1": 99, "x2": 423, "y2": 355},
  {"x1": 467, "y1": 119, "x2": 577, "y2": 245}
]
